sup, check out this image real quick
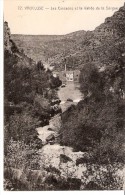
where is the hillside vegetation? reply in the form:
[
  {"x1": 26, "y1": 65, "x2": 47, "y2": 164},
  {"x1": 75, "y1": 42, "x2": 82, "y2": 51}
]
[
  {"x1": 12, "y1": 5, "x2": 125, "y2": 71},
  {"x1": 60, "y1": 4, "x2": 125, "y2": 164},
  {"x1": 12, "y1": 31, "x2": 86, "y2": 69},
  {"x1": 4, "y1": 3, "x2": 125, "y2": 190},
  {"x1": 4, "y1": 22, "x2": 63, "y2": 190}
]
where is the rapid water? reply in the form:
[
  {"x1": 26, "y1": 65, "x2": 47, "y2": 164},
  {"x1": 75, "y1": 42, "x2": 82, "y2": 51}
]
[{"x1": 58, "y1": 82, "x2": 83, "y2": 102}]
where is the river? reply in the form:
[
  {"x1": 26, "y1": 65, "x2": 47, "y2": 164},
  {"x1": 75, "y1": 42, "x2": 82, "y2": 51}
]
[
  {"x1": 37, "y1": 81, "x2": 87, "y2": 179},
  {"x1": 36, "y1": 81, "x2": 124, "y2": 186},
  {"x1": 57, "y1": 81, "x2": 83, "y2": 113},
  {"x1": 58, "y1": 81, "x2": 83, "y2": 102}
]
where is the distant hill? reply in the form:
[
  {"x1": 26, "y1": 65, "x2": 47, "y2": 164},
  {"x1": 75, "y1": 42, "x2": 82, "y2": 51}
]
[
  {"x1": 12, "y1": 30, "x2": 86, "y2": 68},
  {"x1": 12, "y1": 3, "x2": 125, "y2": 71}
]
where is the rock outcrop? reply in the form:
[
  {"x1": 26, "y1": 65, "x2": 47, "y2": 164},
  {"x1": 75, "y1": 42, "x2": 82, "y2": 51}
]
[
  {"x1": 4, "y1": 21, "x2": 35, "y2": 69},
  {"x1": 4, "y1": 21, "x2": 11, "y2": 51}
]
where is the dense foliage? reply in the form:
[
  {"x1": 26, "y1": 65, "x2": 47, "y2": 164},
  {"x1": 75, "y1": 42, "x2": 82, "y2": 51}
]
[
  {"x1": 4, "y1": 4, "x2": 125, "y2": 190},
  {"x1": 60, "y1": 4, "x2": 125, "y2": 165},
  {"x1": 60, "y1": 42, "x2": 125, "y2": 163},
  {"x1": 4, "y1": 22, "x2": 63, "y2": 190}
]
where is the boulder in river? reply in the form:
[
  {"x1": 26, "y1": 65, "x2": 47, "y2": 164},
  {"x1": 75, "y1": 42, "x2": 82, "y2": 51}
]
[
  {"x1": 61, "y1": 84, "x2": 66, "y2": 88},
  {"x1": 36, "y1": 126, "x2": 56, "y2": 144},
  {"x1": 60, "y1": 154, "x2": 72, "y2": 163},
  {"x1": 46, "y1": 134, "x2": 55, "y2": 143},
  {"x1": 51, "y1": 99, "x2": 61, "y2": 105},
  {"x1": 47, "y1": 127, "x2": 54, "y2": 131},
  {"x1": 67, "y1": 98, "x2": 73, "y2": 102}
]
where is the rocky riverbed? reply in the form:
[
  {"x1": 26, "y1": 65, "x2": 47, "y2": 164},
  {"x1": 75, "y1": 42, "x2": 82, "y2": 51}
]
[
  {"x1": 36, "y1": 82, "x2": 125, "y2": 189},
  {"x1": 36, "y1": 82, "x2": 87, "y2": 179}
]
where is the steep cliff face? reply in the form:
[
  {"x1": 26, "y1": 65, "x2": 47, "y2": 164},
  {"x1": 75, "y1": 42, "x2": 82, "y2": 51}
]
[
  {"x1": 4, "y1": 22, "x2": 32, "y2": 106},
  {"x1": 4, "y1": 21, "x2": 11, "y2": 51},
  {"x1": 4, "y1": 21, "x2": 35, "y2": 70},
  {"x1": 84, "y1": 3, "x2": 125, "y2": 50},
  {"x1": 69, "y1": 3, "x2": 125, "y2": 69},
  {"x1": 79, "y1": 3, "x2": 125, "y2": 96},
  {"x1": 95, "y1": 4, "x2": 125, "y2": 38}
]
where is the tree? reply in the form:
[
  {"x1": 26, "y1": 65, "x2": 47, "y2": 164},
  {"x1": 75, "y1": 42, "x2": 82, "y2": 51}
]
[{"x1": 79, "y1": 63, "x2": 104, "y2": 99}]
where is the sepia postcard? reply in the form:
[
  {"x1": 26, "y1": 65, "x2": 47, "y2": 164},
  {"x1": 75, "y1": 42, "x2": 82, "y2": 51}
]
[{"x1": 2, "y1": 0, "x2": 125, "y2": 193}]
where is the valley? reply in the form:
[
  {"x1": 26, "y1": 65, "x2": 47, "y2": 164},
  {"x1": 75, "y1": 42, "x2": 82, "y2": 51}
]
[{"x1": 4, "y1": 3, "x2": 125, "y2": 191}]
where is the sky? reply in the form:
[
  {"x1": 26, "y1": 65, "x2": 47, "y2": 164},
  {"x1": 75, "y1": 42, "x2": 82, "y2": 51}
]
[{"x1": 4, "y1": 0, "x2": 125, "y2": 35}]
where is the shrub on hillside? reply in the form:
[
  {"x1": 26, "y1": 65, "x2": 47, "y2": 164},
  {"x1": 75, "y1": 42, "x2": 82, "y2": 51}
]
[
  {"x1": 33, "y1": 94, "x2": 51, "y2": 118},
  {"x1": 60, "y1": 61, "x2": 125, "y2": 163},
  {"x1": 4, "y1": 109, "x2": 42, "y2": 147}
]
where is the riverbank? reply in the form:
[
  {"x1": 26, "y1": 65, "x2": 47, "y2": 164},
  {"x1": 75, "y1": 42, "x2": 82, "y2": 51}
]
[{"x1": 36, "y1": 81, "x2": 86, "y2": 178}]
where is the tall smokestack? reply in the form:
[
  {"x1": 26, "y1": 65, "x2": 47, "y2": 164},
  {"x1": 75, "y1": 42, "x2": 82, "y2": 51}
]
[
  {"x1": 65, "y1": 63, "x2": 66, "y2": 72},
  {"x1": 64, "y1": 58, "x2": 66, "y2": 72}
]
